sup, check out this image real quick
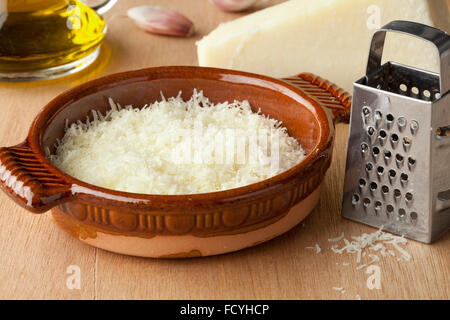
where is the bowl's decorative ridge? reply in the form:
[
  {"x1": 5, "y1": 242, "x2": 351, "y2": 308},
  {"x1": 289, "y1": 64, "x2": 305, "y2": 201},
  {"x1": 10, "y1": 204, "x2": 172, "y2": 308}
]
[{"x1": 55, "y1": 157, "x2": 328, "y2": 238}]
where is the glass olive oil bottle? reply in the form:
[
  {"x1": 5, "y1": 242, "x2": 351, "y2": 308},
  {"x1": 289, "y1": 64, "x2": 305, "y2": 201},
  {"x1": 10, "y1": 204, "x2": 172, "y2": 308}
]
[{"x1": 0, "y1": 0, "x2": 106, "y2": 75}]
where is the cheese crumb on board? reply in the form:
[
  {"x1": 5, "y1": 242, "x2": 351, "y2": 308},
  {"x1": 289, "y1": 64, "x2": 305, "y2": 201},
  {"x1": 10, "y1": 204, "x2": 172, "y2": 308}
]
[
  {"x1": 356, "y1": 264, "x2": 367, "y2": 270},
  {"x1": 332, "y1": 286, "x2": 347, "y2": 294},
  {"x1": 368, "y1": 253, "x2": 380, "y2": 264},
  {"x1": 197, "y1": 0, "x2": 449, "y2": 92},
  {"x1": 328, "y1": 232, "x2": 345, "y2": 242},
  {"x1": 49, "y1": 90, "x2": 306, "y2": 195},
  {"x1": 305, "y1": 243, "x2": 321, "y2": 254}
]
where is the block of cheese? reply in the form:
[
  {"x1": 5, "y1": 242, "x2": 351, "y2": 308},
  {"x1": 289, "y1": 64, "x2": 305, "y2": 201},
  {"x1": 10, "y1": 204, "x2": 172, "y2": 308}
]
[{"x1": 197, "y1": 0, "x2": 450, "y2": 93}]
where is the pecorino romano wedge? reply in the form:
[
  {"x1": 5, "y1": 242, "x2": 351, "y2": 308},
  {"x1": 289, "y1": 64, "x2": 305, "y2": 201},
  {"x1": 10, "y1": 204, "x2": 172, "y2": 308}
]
[{"x1": 197, "y1": 0, "x2": 450, "y2": 92}]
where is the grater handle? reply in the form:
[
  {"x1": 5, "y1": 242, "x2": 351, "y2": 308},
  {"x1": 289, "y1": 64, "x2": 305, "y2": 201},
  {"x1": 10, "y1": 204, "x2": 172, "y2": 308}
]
[
  {"x1": 282, "y1": 73, "x2": 352, "y2": 124},
  {"x1": 367, "y1": 20, "x2": 450, "y2": 95}
]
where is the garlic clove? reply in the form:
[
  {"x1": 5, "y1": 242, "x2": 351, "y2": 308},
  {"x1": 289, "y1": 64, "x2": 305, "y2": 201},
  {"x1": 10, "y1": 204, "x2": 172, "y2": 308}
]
[
  {"x1": 127, "y1": 6, "x2": 194, "y2": 37},
  {"x1": 209, "y1": 0, "x2": 258, "y2": 12}
]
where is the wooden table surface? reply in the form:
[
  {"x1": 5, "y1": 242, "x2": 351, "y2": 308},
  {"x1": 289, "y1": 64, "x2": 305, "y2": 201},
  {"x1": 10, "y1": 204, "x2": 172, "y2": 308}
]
[{"x1": 0, "y1": 0, "x2": 449, "y2": 300}]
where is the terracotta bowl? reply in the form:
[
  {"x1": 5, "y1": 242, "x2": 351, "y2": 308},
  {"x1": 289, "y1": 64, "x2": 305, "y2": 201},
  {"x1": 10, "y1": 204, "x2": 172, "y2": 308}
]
[{"x1": 0, "y1": 66, "x2": 350, "y2": 258}]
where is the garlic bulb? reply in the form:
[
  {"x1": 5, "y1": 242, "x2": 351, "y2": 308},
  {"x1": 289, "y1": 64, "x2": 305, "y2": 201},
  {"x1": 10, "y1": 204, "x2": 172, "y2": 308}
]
[
  {"x1": 127, "y1": 6, "x2": 194, "y2": 37},
  {"x1": 209, "y1": 0, "x2": 258, "y2": 12}
]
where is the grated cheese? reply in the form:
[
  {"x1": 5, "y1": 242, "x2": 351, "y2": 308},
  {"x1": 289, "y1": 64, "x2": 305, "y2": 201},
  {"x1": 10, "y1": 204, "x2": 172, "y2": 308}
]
[
  {"x1": 328, "y1": 232, "x2": 345, "y2": 242},
  {"x1": 332, "y1": 286, "x2": 347, "y2": 295},
  {"x1": 356, "y1": 263, "x2": 367, "y2": 270},
  {"x1": 49, "y1": 90, "x2": 306, "y2": 195},
  {"x1": 329, "y1": 226, "x2": 411, "y2": 268},
  {"x1": 305, "y1": 243, "x2": 321, "y2": 254},
  {"x1": 368, "y1": 253, "x2": 380, "y2": 265},
  {"x1": 315, "y1": 243, "x2": 321, "y2": 254}
]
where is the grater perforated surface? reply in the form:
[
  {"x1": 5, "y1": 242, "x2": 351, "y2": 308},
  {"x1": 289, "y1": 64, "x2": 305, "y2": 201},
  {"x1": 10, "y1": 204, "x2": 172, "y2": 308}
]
[
  {"x1": 342, "y1": 74, "x2": 432, "y2": 242},
  {"x1": 341, "y1": 21, "x2": 450, "y2": 243}
]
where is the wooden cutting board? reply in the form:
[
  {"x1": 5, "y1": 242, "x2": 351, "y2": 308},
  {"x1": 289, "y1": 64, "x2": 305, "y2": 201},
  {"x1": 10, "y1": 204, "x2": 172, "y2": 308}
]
[{"x1": 0, "y1": 0, "x2": 448, "y2": 300}]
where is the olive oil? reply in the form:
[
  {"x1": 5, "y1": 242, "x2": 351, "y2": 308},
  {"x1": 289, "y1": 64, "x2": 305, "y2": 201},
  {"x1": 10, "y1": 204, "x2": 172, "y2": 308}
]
[{"x1": 0, "y1": 0, "x2": 106, "y2": 72}]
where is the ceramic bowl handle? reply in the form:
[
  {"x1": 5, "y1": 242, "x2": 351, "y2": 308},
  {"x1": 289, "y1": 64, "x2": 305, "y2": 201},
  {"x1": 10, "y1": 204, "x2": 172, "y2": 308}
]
[
  {"x1": 282, "y1": 73, "x2": 352, "y2": 124},
  {"x1": 0, "y1": 141, "x2": 71, "y2": 213}
]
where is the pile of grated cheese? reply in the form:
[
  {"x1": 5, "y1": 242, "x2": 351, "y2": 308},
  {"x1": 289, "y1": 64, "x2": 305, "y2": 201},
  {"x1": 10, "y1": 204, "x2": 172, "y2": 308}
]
[
  {"x1": 329, "y1": 226, "x2": 411, "y2": 269},
  {"x1": 49, "y1": 90, "x2": 306, "y2": 195},
  {"x1": 326, "y1": 227, "x2": 411, "y2": 299}
]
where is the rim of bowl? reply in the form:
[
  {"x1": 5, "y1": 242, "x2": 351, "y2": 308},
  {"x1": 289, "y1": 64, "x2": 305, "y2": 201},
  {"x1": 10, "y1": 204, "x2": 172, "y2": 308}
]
[{"x1": 27, "y1": 66, "x2": 332, "y2": 205}]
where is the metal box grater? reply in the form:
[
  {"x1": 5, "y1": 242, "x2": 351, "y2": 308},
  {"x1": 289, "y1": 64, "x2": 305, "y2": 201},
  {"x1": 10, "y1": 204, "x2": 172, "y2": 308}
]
[{"x1": 341, "y1": 21, "x2": 450, "y2": 243}]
